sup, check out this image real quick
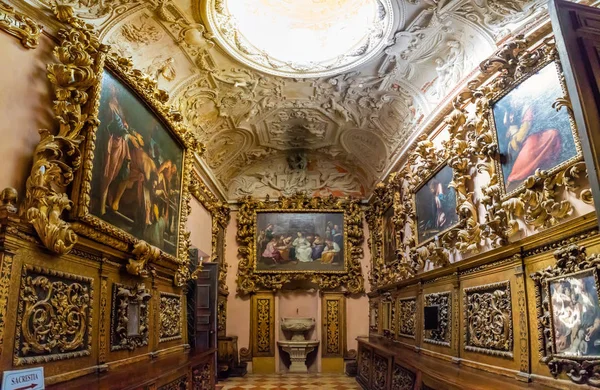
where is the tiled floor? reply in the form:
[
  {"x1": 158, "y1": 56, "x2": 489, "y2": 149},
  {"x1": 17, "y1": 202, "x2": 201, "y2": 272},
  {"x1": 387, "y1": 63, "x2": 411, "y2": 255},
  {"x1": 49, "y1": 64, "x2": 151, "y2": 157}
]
[{"x1": 219, "y1": 373, "x2": 361, "y2": 390}]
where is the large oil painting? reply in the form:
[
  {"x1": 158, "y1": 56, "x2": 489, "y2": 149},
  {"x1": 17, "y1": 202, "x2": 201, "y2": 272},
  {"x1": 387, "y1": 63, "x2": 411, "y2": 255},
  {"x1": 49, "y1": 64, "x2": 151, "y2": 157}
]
[
  {"x1": 255, "y1": 211, "x2": 346, "y2": 273},
  {"x1": 90, "y1": 70, "x2": 184, "y2": 256},
  {"x1": 492, "y1": 62, "x2": 579, "y2": 195},
  {"x1": 548, "y1": 271, "x2": 600, "y2": 357},
  {"x1": 414, "y1": 164, "x2": 458, "y2": 244},
  {"x1": 383, "y1": 205, "x2": 397, "y2": 263}
]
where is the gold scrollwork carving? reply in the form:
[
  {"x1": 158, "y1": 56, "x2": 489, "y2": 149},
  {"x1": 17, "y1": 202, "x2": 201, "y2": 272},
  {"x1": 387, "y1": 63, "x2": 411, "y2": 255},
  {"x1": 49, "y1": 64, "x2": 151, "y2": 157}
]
[
  {"x1": 110, "y1": 283, "x2": 151, "y2": 351},
  {"x1": 99, "y1": 275, "x2": 108, "y2": 364},
  {"x1": 423, "y1": 291, "x2": 451, "y2": 347},
  {"x1": 398, "y1": 297, "x2": 416, "y2": 339},
  {"x1": 531, "y1": 244, "x2": 600, "y2": 387},
  {"x1": 192, "y1": 362, "x2": 212, "y2": 390},
  {"x1": 256, "y1": 298, "x2": 271, "y2": 354},
  {"x1": 358, "y1": 347, "x2": 372, "y2": 384},
  {"x1": 189, "y1": 171, "x2": 230, "y2": 292},
  {"x1": 159, "y1": 292, "x2": 182, "y2": 343},
  {"x1": 158, "y1": 375, "x2": 187, "y2": 390},
  {"x1": 325, "y1": 299, "x2": 341, "y2": 355},
  {"x1": 236, "y1": 194, "x2": 364, "y2": 295},
  {"x1": 0, "y1": 253, "x2": 13, "y2": 356},
  {"x1": 463, "y1": 281, "x2": 513, "y2": 358},
  {"x1": 14, "y1": 265, "x2": 93, "y2": 366},
  {"x1": 0, "y1": 1, "x2": 42, "y2": 49},
  {"x1": 127, "y1": 241, "x2": 160, "y2": 279},
  {"x1": 21, "y1": 5, "x2": 108, "y2": 255}
]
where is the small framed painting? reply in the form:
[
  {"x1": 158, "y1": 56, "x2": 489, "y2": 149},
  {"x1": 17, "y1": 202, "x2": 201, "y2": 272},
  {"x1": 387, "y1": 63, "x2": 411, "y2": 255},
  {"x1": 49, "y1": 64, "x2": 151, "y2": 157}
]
[
  {"x1": 413, "y1": 163, "x2": 459, "y2": 245},
  {"x1": 382, "y1": 204, "x2": 398, "y2": 263}
]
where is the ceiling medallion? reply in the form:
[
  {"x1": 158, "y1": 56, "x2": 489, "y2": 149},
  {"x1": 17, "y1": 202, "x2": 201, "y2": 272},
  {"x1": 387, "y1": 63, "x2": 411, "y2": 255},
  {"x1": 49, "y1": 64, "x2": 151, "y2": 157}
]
[{"x1": 205, "y1": 0, "x2": 395, "y2": 78}]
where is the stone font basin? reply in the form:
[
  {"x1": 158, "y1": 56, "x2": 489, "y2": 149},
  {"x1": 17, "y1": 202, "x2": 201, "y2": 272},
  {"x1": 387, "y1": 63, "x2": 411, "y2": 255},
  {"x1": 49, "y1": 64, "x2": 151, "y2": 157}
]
[{"x1": 281, "y1": 317, "x2": 315, "y2": 341}]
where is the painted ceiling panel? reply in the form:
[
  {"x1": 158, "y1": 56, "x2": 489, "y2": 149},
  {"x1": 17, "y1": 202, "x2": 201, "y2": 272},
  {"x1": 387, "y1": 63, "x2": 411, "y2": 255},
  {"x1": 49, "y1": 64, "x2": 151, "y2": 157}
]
[{"x1": 23, "y1": 0, "x2": 548, "y2": 201}]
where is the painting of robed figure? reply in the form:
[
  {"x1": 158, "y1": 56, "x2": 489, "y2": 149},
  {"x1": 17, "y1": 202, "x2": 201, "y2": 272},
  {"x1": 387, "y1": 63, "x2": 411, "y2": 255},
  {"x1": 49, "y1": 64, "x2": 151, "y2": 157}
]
[
  {"x1": 383, "y1": 205, "x2": 397, "y2": 263},
  {"x1": 90, "y1": 70, "x2": 184, "y2": 256},
  {"x1": 414, "y1": 164, "x2": 458, "y2": 245},
  {"x1": 255, "y1": 211, "x2": 346, "y2": 273},
  {"x1": 491, "y1": 62, "x2": 580, "y2": 196}
]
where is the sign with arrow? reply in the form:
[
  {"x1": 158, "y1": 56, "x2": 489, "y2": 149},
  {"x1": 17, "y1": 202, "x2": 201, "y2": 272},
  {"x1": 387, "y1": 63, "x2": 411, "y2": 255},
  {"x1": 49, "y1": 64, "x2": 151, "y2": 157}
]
[{"x1": 1, "y1": 367, "x2": 44, "y2": 390}]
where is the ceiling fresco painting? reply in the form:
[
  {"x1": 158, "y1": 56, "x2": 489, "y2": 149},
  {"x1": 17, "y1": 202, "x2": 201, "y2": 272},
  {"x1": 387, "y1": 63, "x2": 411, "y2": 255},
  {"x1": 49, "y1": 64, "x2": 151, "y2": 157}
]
[{"x1": 22, "y1": 0, "x2": 549, "y2": 201}]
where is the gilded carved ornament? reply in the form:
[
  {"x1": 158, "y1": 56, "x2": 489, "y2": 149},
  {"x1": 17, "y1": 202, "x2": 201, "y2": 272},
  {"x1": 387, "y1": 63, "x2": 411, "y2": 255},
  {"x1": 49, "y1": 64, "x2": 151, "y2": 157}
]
[
  {"x1": 110, "y1": 283, "x2": 151, "y2": 351},
  {"x1": 20, "y1": 5, "x2": 204, "y2": 287},
  {"x1": 0, "y1": 1, "x2": 42, "y2": 49},
  {"x1": 235, "y1": 193, "x2": 364, "y2": 295},
  {"x1": 531, "y1": 244, "x2": 600, "y2": 387},
  {"x1": 366, "y1": 34, "x2": 593, "y2": 289}
]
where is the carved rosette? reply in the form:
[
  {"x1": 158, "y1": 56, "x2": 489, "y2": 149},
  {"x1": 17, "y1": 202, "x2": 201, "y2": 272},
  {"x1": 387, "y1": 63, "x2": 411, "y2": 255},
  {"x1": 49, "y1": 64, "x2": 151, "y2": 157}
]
[
  {"x1": 236, "y1": 194, "x2": 364, "y2": 295},
  {"x1": 423, "y1": 291, "x2": 451, "y2": 347},
  {"x1": 110, "y1": 283, "x2": 151, "y2": 351},
  {"x1": 398, "y1": 297, "x2": 416, "y2": 339},
  {"x1": 463, "y1": 281, "x2": 513, "y2": 358},
  {"x1": 392, "y1": 363, "x2": 416, "y2": 390},
  {"x1": 14, "y1": 265, "x2": 93, "y2": 366},
  {"x1": 531, "y1": 244, "x2": 600, "y2": 387},
  {"x1": 0, "y1": 1, "x2": 42, "y2": 49},
  {"x1": 159, "y1": 292, "x2": 182, "y2": 343}
]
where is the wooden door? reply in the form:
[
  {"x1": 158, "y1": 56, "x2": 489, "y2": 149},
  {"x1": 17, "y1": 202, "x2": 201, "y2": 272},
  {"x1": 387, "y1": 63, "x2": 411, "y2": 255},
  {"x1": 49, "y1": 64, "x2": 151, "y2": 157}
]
[
  {"x1": 549, "y1": 0, "x2": 600, "y2": 219},
  {"x1": 195, "y1": 262, "x2": 218, "y2": 351}
]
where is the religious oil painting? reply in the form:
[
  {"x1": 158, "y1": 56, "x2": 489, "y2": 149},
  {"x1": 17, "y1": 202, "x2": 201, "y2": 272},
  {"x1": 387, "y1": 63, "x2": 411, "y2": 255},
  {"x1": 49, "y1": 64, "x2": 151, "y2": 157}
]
[
  {"x1": 548, "y1": 271, "x2": 600, "y2": 357},
  {"x1": 255, "y1": 211, "x2": 346, "y2": 273},
  {"x1": 491, "y1": 62, "x2": 579, "y2": 196},
  {"x1": 90, "y1": 70, "x2": 184, "y2": 256},
  {"x1": 414, "y1": 164, "x2": 458, "y2": 245},
  {"x1": 383, "y1": 204, "x2": 397, "y2": 263}
]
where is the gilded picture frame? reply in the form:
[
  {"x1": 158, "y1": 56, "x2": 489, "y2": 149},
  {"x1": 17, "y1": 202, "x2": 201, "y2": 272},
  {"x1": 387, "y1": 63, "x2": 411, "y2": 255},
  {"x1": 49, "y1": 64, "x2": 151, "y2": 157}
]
[
  {"x1": 236, "y1": 194, "x2": 364, "y2": 295},
  {"x1": 253, "y1": 209, "x2": 348, "y2": 274},
  {"x1": 488, "y1": 56, "x2": 582, "y2": 200},
  {"x1": 412, "y1": 160, "x2": 460, "y2": 248},
  {"x1": 21, "y1": 6, "x2": 203, "y2": 286},
  {"x1": 531, "y1": 245, "x2": 600, "y2": 387}
]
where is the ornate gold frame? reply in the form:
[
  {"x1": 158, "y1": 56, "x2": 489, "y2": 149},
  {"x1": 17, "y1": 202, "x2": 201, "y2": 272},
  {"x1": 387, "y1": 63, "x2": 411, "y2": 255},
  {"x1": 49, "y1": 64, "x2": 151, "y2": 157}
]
[
  {"x1": 531, "y1": 244, "x2": 600, "y2": 387},
  {"x1": 487, "y1": 57, "x2": 583, "y2": 201},
  {"x1": 20, "y1": 5, "x2": 204, "y2": 286},
  {"x1": 253, "y1": 209, "x2": 348, "y2": 274},
  {"x1": 236, "y1": 194, "x2": 364, "y2": 295},
  {"x1": 411, "y1": 160, "x2": 461, "y2": 248},
  {"x1": 110, "y1": 283, "x2": 151, "y2": 352},
  {"x1": 159, "y1": 291, "x2": 183, "y2": 343}
]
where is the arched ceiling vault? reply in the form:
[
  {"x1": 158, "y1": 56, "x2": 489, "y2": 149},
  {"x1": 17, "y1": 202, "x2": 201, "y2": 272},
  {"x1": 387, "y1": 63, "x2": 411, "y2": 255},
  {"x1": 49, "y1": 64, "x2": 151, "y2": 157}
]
[{"x1": 21, "y1": 0, "x2": 548, "y2": 201}]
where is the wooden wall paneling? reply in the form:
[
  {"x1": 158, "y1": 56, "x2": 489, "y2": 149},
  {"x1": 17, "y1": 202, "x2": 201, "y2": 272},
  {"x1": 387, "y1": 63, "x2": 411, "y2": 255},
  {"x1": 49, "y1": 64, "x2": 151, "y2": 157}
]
[
  {"x1": 395, "y1": 284, "x2": 420, "y2": 350},
  {"x1": 321, "y1": 292, "x2": 346, "y2": 358},
  {"x1": 371, "y1": 350, "x2": 392, "y2": 390},
  {"x1": 251, "y1": 291, "x2": 275, "y2": 358},
  {"x1": 420, "y1": 275, "x2": 456, "y2": 362},
  {"x1": 458, "y1": 255, "x2": 522, "y2": 378},
  {"x1": 357, "y1": 343, "x2": 373, "y2": 389}
]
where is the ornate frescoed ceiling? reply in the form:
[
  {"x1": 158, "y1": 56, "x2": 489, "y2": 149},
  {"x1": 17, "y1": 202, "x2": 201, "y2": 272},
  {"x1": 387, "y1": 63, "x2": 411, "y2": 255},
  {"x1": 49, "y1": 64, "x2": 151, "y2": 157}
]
[{"x1": 21, "y1": 0, "x2": 548, "y2": 201}]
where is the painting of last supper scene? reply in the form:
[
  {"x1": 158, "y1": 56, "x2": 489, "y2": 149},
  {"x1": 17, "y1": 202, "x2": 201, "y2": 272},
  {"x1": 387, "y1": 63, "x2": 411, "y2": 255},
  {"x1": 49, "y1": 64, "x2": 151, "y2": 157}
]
[
  {"x1": 414, "y1": 164, "x2": 458, "y2": 245},
  {"x1": 255, "y1": 212, "x2": 346, "y2": 272},
  {"x1": 549, "y1": 271, "x2": 600, "y2": 357},
  {"x1": 492, "y1": 62, "x2": 579, "y2": 195},
  {"x1": 89, "y1": 70, "x2": 184, "y2": 256}
]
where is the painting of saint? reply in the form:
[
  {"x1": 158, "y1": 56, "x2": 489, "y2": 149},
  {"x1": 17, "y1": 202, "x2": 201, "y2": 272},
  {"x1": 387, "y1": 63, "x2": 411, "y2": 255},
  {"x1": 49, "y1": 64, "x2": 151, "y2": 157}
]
[
  {"x1": 414, "y1": 164, "x2": 458, "y2": 244},
  {"x1": 90, "y1": 70, "x2": 184, "y2": 256},
  {"x1": 255, "y1": 212, "x2": 345, "y2": 272},
  {"x1": 549, "y1": 271, "x2": 600, "y2": 357},
  {"x1": 492, "y1": 62, "x2": 579, "y2": 195},
  {"x1": 383, "y1": 205, "x2": 397, "y2": 263}
]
